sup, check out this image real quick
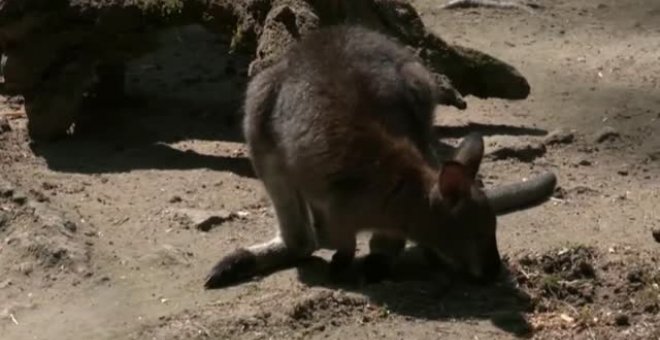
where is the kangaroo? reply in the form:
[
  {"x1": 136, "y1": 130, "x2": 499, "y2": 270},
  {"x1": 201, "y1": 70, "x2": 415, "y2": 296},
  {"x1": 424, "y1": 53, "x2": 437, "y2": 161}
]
[{"x1": 204, "y1": 25, "x2": 556, "y2": 289}]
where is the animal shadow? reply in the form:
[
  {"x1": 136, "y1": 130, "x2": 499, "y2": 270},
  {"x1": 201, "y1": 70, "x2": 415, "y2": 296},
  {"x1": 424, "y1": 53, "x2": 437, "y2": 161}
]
[
  {"x1": 28, "y1": 96, "x2": 256, "y2": 178},
  {"x1": 434, "y1": 122, "x2": 547, "y2": 139},
  {"x1": 295, "y1": 246, "x2": 535, "y2": 338}
]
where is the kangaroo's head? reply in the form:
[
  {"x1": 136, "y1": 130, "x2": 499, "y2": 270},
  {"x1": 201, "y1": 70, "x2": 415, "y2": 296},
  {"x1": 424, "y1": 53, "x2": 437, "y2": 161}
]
[{"x1": 426, "y1": 133, "x2": 501, "y2": 283}]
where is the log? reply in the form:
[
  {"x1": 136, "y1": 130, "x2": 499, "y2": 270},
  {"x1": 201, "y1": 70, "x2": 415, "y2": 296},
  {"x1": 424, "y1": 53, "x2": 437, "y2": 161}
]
[{"x1": 0, "y1": 0, "x2": 530, "y2": 141}]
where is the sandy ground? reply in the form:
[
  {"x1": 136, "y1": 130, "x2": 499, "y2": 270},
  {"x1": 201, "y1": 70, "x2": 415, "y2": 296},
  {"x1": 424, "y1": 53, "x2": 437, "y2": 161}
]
[{"x1": 1, "y1": 0, "x2": 659, "y2": 339}]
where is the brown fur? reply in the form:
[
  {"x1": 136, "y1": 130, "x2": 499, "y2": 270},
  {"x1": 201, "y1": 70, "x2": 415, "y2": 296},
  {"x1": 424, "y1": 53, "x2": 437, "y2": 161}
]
[{"x1": 205, "y1": 25, "x2": 553, "y2": 289}]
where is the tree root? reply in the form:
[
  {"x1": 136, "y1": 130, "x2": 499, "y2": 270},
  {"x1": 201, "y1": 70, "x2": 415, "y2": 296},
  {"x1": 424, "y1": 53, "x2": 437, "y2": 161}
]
[
  {"x1": 0, "y1": 0, "x2": 533, "y2": 141},
  {"x1": 440, "y1": 0, "x2": 543, "y2": 13}
]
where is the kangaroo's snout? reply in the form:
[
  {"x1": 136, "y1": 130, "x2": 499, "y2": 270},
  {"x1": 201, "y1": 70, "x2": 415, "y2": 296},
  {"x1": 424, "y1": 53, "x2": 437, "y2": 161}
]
[
  {"x1": 468, "y1": 255, "x2": 502, "y2": 284},
  {"x1": 465, "y1": 241, "x2": 503, "y2": 284}
]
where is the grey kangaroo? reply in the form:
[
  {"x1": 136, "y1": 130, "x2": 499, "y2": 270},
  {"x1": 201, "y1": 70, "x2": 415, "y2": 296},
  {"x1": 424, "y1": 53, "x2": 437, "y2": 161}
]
[{"x1": 204, "y1": 25, "x2": 556, "y2": 289}]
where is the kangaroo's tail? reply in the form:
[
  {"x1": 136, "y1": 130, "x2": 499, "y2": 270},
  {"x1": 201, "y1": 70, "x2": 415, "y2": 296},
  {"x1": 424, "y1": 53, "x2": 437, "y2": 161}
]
[
  {"x1": 485, "y1": 171, "x2": 557, "y2": 216},
  {"x1": 204, "y1": 237, "x2": 308, "y2": 289}
]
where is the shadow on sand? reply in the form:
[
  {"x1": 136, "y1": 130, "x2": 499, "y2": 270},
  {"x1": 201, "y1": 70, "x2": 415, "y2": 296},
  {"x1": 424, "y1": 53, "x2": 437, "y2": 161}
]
[
  {"x1": 207, "y1": 246, "x2": 535, "y2": 338},
  {"x1": 30, "y1": 97, "x2": 546, "y2": 183}
]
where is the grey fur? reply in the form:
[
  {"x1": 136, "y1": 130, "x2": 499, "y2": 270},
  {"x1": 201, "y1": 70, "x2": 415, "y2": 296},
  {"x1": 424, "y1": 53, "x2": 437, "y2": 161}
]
[{"x1": 205, "y1": 25, "x2": 556, "y2": 289}]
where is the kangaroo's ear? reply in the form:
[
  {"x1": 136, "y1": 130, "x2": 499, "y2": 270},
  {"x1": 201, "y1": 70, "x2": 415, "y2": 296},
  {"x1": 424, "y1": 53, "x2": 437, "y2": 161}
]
[
  {"x1": 439, "y1": 161, "x2": 473, "y2": 205},
  {"x1": 452, "y1": 132, "x2": 484, "y2": 179}
]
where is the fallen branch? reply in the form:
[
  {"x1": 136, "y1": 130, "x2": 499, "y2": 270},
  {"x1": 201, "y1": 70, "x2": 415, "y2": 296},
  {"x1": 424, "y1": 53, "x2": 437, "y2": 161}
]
[{"x1": 440, "y1": 0, "x2": 542, "y2": 13}]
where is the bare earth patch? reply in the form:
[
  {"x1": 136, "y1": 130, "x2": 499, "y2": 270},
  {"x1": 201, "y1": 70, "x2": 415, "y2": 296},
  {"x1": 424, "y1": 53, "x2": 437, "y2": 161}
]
[{"x1": 1, "y1": 0, "x2": 660, "y2": 339}]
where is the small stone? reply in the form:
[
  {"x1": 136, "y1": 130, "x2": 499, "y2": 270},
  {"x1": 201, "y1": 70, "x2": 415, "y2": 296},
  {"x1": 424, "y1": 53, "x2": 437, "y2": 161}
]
[
  {"x1": 593, "y1": 126, "x2": 620, "y2": 143},
  {"x1": 552, "y1": 187, "x2": 567, "y2": 199},
  {"x1": 487, "y1": 142, "x2": 547, "y2": 162},
  {"x1": 627, "y1": 269, "x2": 644, "y2": 283},
  {"x1": 173, "y1": 208, "x2": 236, "y2": 232},
  {"x1": 169, "y1": 195, "x2": 182, "y2": 203},
  {"x1": 614, "y1": 313, "x2": 630, "y2": 326},
  {"x1": 543, "y1": 128, "x2": 575, "y2": 145},
  {"x1": 578, "y1": 159, "x2": 592, "y2": 166},
  {"x1": 652, "y1": 228, "x2": 660, "y2": 243},
  {"x1": 235, "y1": 210, "x2": 250, "y2": 218},
  {"x1": 11, "y1": 193, "x2": 27, "y2": 205},
  {"x1": 617, "y1": 169, "x2": 629, "y2": 176},
  {"x1": 17, "y1": 262, "x2": 33, "y2": 276},
  {"x1": 63, "y1": 221, "x2": 77, "y2": 233}
]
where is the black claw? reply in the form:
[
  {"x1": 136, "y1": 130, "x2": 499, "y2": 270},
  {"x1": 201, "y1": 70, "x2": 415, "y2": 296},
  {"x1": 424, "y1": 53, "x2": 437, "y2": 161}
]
[
  {"x1": 204, "y1": 248, "x2": 257, "y2": 289},
  {"x1": 362, "y1": 253, "x2": 394, "y2": 284}
]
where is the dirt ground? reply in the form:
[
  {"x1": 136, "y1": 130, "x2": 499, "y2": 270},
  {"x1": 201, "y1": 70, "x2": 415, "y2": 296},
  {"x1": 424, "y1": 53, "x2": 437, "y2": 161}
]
[{"x1": 1, "y1": 0, "x2": 659, "y2": 339}]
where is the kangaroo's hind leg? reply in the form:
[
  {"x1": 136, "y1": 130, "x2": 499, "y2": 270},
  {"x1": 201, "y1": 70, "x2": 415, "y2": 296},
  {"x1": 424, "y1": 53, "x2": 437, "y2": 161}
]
[{"x1": 204, "y1": 153, "x2": 317, "y2": 289}]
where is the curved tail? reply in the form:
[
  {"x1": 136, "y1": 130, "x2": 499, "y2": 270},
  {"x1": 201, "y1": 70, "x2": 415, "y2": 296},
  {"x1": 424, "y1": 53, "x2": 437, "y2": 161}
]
[{"x1": 485, "y1": 171, "x2": 557, "y2": 216}]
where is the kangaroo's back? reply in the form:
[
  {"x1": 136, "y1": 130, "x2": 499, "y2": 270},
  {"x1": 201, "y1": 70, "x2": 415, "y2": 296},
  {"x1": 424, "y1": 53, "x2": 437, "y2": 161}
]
[{"x1": 245, "y1": 26, "x2": 439, "y2": 171}]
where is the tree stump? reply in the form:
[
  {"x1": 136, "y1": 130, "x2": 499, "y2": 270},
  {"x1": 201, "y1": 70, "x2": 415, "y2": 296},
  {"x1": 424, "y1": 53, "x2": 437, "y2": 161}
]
[{"x1": 0, "y1": 0, "x2": 530, "y2": 141}]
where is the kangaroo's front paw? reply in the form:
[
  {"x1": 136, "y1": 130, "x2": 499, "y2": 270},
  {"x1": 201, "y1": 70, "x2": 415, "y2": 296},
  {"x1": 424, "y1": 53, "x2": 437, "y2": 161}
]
[
  {"x1": 362, "y1": 253, "x2": 394, "y2": 284},
  {"x1": 329, "y1": 250, "x2": 354, "y2": 274},
  {"x1": 204, "y1": 248, "x2": 257, "y2": 289},
  {"x1": 327, "y1": 250, "x2": 357, "y2": 284}
]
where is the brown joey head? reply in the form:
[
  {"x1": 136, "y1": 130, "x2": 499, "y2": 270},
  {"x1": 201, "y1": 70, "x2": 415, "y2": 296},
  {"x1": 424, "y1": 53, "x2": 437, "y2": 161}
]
[{"x1": 427, "y1": 132, "x2": 501, "y2": 283}]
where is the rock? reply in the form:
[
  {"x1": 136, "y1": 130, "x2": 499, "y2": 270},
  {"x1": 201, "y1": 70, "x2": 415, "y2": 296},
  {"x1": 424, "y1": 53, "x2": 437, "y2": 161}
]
[
  {"x1": 543, "y1": 128, "x2": 574, "y2": 145},
  {"x1": 168, "y1": 195, "x2": 182, "y2": 203},
  {"x1": 0, "y1": 116, "x2": 10, "y2": 133},
  {"x1": 487, "y1": 142, "x2": 547, "y2": 162},
  {"x1": 652, "y1": 228, "x2": 660, "y2": 243},
  {"x1": 11, "y1": 192, "x2": 27, "y2": 205},
  {"x1": 172, "y1": 208, "x2": 237, "y2": 232},
  {"x1": 626, "y1": 269, "x2": 644, "y2": 283},
  {"x1": 578, "y1": 159, "x2": 592, "y2": 166},
  {"x1": 552, "y1": 186, "x2": 567, "y2": 199},
  {"x1": 593, "y1": 126, "x2": 620, "y2": 143}
]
